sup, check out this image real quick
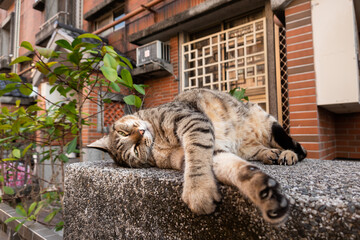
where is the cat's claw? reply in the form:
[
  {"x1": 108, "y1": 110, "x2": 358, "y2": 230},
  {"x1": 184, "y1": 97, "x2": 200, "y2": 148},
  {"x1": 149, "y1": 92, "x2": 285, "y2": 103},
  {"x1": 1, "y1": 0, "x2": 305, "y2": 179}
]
[{"x1": 278, "y1": 150, "x2": 298, "y2": 165}]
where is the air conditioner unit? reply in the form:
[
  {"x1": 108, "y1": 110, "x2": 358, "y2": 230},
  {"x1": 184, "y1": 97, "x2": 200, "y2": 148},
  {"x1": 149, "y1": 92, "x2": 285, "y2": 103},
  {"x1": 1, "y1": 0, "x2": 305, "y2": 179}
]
[{"x1": 136, "y1": 40, "x2": 170, "y2": 67}]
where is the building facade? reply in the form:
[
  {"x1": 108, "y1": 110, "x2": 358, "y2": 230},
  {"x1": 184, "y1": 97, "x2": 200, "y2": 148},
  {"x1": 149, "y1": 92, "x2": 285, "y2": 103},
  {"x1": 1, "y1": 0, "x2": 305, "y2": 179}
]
[{"x1": 0, "y1": 0, "x2": 359, "y2": 160}]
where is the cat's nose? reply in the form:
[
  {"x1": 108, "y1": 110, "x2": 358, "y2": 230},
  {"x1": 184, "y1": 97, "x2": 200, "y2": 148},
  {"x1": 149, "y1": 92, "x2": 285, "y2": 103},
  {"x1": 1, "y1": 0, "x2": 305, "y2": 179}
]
[{"x1": 138, "y1": 129, "x2": 145, "y2": 136}]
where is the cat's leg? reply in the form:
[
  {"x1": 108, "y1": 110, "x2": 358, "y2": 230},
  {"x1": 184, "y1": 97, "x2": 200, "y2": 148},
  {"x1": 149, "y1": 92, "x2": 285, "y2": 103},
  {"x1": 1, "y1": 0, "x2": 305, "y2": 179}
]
[
  {"x1": 179, "y1": 122, "x2": 221, "y2": 215},
  {"x1": 213, "y1": 151, "x2": 289, "y2": 225},
  {"x1": 270, "y1": 122, "x2": 307, "y2": 165}
]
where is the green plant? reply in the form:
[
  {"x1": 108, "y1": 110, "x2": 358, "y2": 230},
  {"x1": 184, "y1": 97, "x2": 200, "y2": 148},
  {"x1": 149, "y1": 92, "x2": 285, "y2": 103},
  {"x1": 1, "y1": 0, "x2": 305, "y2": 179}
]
[
  {"x1": 0, "y1": 33, "x2": 144, "y2": 232},
  {"x1": 229, "y1": 87, "x2": 249, "y2": 102}
]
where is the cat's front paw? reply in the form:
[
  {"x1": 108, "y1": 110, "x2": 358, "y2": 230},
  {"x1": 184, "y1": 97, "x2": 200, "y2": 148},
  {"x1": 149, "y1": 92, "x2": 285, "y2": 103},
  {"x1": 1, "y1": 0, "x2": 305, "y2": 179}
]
[
  {"x1": 278, "y1": 150, "x2": 298, "y2": 165},
  {"x1": 182, "y1": 178, "x2": 221, "y2": 215}
]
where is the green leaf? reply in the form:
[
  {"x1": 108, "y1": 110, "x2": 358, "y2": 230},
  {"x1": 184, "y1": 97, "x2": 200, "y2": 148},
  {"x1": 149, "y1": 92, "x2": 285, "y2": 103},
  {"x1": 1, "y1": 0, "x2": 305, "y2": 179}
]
[
  {"x1": 16, "y1": 205, "x2": 27, "y2": 217},
  {"x1": 4, "y1": 186, "x2": 14, "y2": 195},
  {"x1": 0, "y1": 73, "x2": 21, "y2": 82},
  {"x1": 12, "y1": 149, "x2": 21, "y2": 158},
  {"x1": 78, "y1": 33, "x2": 102, "y2": 42},
  {"x1": 123, "y1": 95, "x2": 142, "y2": 108},
  {"x1": 59, "y1": 154, "x2": 69, "y2": 163},
  {"x1": 116, "y1": 77, "x2": 132, "y2": 89},
  {"x1": 55, "y1": 221, "x2": 64, "y2": 231},
  {"x1": 21, "y1": 41, "x2": 34, "y2": 51},
  {"x1": 44, "y1": 210, "x2": 58, "y2": 223},
  {"x1": 68, "y1": 51, "x2": 82, "y2": 65},
  {"x1": 36, "y1": 47, "x2": 55, "y2": 58},
  {"x1": 15, "y1": 221, "x2": 26, "y2": 232},
  {"x1": 104, "y1": 53, "x2": 118, "y2": 69},
  {"x1": 120, "y1": 69, "x2": 133, "y2": 87},
  {"x1": 0, "y1": 176, "x2": 4, "y2": 182},
  {"x1": 22, "y1": 143, "x2": 33, "y2": 157},
  {"x1": 15, "y1": 99, "x2": 21, "y2": 107},
  {"x1": 4, "y1": 216, "x2": 23, "y2": 224},
  {"x1": 48, "y1": 75, "x2": 57, "y2": 85},
  {"x1": 35, "y1": 62, "x2": 49, "y2": 74},
  {"x1": 110, "y1": 81, "x2": 121, "y2": 92},
  {"x1": 27, "y1": 202, "x2": 37, "y2": 216},
  {"x1": 118, "y1": 55, "x2": 133, "y2": 69},
  {"x1": 34, "y1": 202, "x2": 44, "y2": 216},
  {"x1": 67, "y1": 137, "x2": 77, "y2": 154},
  {"x1": 71, "y1": 38, "x2": 82, "y2": 48},
  {"x1": 55, "y1": 39, "x2": 73, "y2": 50},
  {"x1": 0, "y1": 136, "x2": 15, "y2": 144},
  {"x1": 27, "y1": 104, "x2": 43, "y2": 112},
  {"x1": 2, "y1": 106, "x2": 9, "y2": 114},
  {"x1": 100, "y1": 66, "x2": 118, "y2": 82},
  {"x1": 133, "y1": 84, "x2": 145, "y2": 95},
  {"x1": 19, "y1": 83, "x2": 33, "y2": 96},
  {"x1": 9, "y1": 56, "x2": 32, "y2": 66}
]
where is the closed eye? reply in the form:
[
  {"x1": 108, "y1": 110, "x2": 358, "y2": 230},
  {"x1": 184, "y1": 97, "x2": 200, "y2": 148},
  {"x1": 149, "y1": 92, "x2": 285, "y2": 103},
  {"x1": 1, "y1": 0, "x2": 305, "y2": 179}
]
[{"x1": 134, "y1": 143, "x2": 140, "y2": 158}]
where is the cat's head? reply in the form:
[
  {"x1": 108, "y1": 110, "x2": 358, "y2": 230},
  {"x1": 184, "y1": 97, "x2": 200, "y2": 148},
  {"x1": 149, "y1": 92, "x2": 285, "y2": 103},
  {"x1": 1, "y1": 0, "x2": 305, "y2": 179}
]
[{"x1": 88, "y1": 115, "x2": 155, "y2": 168}]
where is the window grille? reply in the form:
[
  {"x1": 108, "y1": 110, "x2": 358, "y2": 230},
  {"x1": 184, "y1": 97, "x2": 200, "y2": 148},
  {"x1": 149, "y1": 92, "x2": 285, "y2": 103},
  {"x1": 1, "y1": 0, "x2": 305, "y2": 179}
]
[
  {"x1": 182, "y1": 18, "x2": 268, "y2": 111},
  {"x1": 275, "y1": 26, "x2": 290, "y2": 133}
]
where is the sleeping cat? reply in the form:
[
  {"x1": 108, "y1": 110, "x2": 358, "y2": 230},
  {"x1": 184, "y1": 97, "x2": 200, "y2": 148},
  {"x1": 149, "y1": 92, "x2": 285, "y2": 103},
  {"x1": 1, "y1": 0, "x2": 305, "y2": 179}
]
[{"x1": 88, "y1": 88, "x2": 307, "y2": 225}]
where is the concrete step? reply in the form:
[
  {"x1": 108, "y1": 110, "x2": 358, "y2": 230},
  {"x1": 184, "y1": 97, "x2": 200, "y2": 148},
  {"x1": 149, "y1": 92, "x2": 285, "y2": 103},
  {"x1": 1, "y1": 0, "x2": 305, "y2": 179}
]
[{"x1": 64, "y1": 159, "x2": 360, "y2": 239}]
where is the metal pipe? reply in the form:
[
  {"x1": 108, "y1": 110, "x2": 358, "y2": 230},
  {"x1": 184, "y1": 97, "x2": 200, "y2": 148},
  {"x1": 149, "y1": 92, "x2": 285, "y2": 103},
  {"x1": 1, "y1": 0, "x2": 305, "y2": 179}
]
[{"x1": 92, "y1": 0, "x2": 165, "y2": 35}]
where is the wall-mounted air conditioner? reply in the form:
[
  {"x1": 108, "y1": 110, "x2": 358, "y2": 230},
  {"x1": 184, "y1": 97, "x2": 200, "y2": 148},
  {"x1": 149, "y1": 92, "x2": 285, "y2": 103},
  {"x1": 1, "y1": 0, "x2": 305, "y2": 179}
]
[{"x1": 136, "y1": 40, "x2": 170, "y2": 67}]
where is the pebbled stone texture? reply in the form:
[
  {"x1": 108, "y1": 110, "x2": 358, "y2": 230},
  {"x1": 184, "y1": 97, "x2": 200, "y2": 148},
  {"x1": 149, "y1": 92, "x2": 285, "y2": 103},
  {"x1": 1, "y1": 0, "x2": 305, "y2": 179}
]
[{"x1": 64, "y1": 159, "x2": 360, "y2": 240}]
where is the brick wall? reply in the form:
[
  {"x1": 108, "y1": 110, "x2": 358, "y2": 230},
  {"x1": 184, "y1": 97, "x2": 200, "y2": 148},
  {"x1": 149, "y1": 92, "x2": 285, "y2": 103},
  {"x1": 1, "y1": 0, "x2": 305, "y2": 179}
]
[
  {"x1": 285, "y1": 0, "x2": 320, "y2": 159},
  {"x1": 286, "y1": 0, "x2": 360, "y2": 160}
]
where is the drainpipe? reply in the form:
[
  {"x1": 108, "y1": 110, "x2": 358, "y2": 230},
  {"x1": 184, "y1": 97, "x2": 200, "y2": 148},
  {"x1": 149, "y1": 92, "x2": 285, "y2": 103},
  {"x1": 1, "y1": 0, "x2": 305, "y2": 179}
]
[
  {"x1": 13, "y1": 0, "x2": 21, "y2": 73},
  {"x1": 92, "y1": 0, "x2": 165, "y2": 35}
]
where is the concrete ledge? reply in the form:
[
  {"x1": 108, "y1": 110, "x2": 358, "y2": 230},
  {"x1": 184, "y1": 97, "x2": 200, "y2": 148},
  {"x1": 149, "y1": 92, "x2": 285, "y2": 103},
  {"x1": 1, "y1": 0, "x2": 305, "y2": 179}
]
[
  {"x1": 0, "y1": 203, "x2": 62, "y2": 240},
  {"x1": 64, "y1": 159, "x2": 360, "y2": 239}
]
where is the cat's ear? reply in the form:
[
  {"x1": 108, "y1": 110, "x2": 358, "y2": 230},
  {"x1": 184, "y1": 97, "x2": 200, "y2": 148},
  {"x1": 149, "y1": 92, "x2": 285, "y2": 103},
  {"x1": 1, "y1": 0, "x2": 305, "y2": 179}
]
[{"x1": 87, "y1": 136, "x2": 109, "y2": 152}]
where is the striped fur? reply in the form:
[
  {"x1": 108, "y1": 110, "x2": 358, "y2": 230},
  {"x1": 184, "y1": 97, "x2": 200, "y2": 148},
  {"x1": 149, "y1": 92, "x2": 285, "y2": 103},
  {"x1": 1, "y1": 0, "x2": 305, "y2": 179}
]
[{"x1": 88, "y1": 88, "x2": 307, "y2": 225}]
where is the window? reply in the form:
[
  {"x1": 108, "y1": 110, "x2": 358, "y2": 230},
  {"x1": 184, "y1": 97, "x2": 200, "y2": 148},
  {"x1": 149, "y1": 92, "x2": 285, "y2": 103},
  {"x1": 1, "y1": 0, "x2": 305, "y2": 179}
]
[
  {"x1": 182, "y1": 17, "x2": 268, "y2": 110},
  {"x1": 95, "y1": 7, "x2": 125, "y2": 37}
]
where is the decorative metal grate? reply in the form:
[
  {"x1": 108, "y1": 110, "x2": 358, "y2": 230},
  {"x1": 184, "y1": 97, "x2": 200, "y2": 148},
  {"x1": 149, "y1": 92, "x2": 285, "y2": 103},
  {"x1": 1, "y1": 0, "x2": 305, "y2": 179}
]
[
  {"x1": 103, "y1": 101, "x2": 125, "y2": 128},
  {"x1": 182, "y1": 18, "x2": 268, "y2": 111},
  {"x1": 278, "y1": 27, "x2": 290, "y2": 133}
]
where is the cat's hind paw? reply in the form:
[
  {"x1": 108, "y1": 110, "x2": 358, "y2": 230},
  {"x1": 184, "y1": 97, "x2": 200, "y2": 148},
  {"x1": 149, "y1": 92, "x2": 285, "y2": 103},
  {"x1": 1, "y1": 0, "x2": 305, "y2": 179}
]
[
  {"x1": 259, "y1": 176, "x2": 289, "y2": 224},
  {"x1": 260, "y1": 149, "x2": 281, "y2": 165},
  {"x1": 238, "y1": 165, "x2": 289, "y2": 225}
]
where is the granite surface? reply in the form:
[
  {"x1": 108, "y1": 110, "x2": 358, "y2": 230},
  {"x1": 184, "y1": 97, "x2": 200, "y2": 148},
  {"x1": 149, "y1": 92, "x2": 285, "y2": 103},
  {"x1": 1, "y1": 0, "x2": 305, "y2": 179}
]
[{"x1": 64, "y1": 159, "x2": 360, "y2": 240}]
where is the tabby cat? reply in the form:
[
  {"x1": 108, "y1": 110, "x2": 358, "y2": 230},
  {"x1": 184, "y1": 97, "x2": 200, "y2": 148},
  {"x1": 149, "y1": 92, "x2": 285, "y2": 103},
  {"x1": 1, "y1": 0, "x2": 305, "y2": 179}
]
[{"x1": 88, "y1": 88, "x2": 307, "y2": 225}]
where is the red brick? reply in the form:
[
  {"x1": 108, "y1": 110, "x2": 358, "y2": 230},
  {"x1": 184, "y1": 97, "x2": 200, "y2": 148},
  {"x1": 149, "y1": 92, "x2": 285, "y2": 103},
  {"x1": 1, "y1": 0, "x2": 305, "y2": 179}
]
[
  {"x1": 287, "y1": 57, "x2": 314, "y2": 68},
  {"x1": 287, "y1": 48, "x2": 314, "y2": 60},
  {"x1": 288, "y1": 88, "x2": 316, "y2": 98},
  {"x1": 285, "y1": 2, "x2": 311, "y2": 17},
  {"x1": 291, "y1": 119, "x2": 318, "y2": 127},
  {"x1": 290, "y1": 111, "x2": 318, "y2": 120},
  {"x1": 287, "y1": 25, "x2": 312, "y2": 38},
  {"x1": 287, "y1": 41, "x2": 313, "y2": 52},
  {"x1": 288, "y1": 80, "x2": 316, "y2": 90},
  {"x1": 287, "y1": 32, "x2": 313, "y2": 45},
  {"x1": 288, "y1": 72, "x2": 315, "y2": 82},
  {"x1": 290, "y1": 127, "x2": 319, "y2": 135},
  {"x1": 289, "y1": 103, "x2": 317, "y2": 112},
  {"x1": 289, "y1": 95, "x2": 316, "y2": 105}
]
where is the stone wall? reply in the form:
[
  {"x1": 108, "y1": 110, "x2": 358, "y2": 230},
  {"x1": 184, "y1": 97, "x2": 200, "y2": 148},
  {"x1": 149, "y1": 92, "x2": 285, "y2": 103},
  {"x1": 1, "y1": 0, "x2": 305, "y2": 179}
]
[{"x1": 64, "y1": 159, "x2": 359, "y2": 239}]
